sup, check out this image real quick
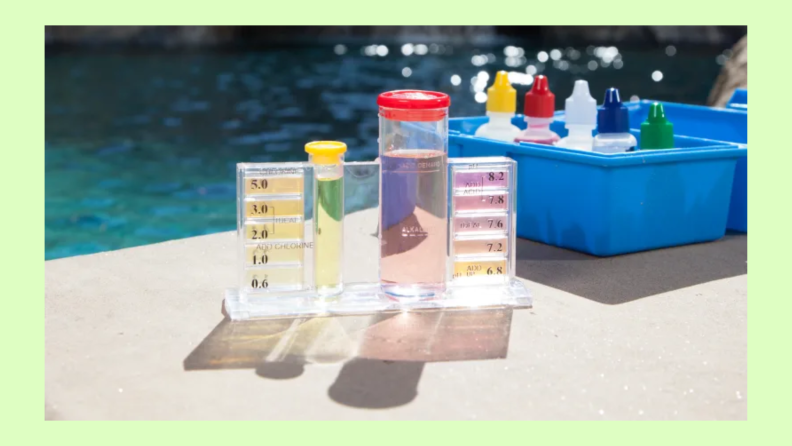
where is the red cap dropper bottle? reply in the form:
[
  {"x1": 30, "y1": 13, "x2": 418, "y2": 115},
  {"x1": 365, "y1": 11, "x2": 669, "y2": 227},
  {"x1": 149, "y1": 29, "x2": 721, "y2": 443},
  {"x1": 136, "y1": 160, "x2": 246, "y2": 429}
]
[{"x1": 514, "y1": 75, "x2": 560, "y2": 144}]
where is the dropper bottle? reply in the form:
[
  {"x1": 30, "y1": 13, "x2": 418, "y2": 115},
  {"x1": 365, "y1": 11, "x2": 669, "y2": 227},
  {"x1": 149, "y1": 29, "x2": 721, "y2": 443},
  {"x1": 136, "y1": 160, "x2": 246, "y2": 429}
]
[
  {"x1": 475, "y1": 71, "x2": 521, "y2": 142},
  {"x1": 593, "y1": 88, "x2": 637, "y2": 154},
  {"x1": 640, "y1": 102, "x2": 674, "y2": 150},
  {"x1": 514, "y1": 75, "x2": 560, "y2": 145},
  {"x1": 556, "y1": 80, "x2": 597, "y2": 151}
]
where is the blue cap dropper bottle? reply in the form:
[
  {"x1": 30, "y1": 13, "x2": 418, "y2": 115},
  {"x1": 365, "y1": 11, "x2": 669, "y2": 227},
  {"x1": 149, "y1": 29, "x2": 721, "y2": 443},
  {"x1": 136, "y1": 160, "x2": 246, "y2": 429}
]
[{"x1": 593, "y1": 88, "x2": 637, "y2": 154}]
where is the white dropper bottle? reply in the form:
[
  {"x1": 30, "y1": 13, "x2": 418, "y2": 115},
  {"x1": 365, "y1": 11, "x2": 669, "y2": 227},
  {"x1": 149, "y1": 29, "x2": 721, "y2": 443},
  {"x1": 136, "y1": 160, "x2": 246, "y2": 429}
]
[
  {"x1": 556, "y1": 80, "x2": 597, "y2": 151},
  {"x1": 475, "y1": 71, "x2": 521, "y2": 142}
]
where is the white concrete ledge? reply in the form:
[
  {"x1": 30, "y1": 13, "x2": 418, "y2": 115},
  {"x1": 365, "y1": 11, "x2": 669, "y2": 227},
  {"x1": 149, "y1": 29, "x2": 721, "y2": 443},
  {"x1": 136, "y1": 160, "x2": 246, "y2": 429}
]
[{"x1": 45, "y1": 217, "x2": 746, "y2": 420}]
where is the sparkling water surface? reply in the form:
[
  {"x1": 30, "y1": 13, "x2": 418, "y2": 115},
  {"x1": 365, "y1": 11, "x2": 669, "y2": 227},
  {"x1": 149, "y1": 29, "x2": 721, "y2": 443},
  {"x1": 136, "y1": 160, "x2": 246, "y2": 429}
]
[{"x1": 46, "y1": 43, "x2": 726, "y2": 259}]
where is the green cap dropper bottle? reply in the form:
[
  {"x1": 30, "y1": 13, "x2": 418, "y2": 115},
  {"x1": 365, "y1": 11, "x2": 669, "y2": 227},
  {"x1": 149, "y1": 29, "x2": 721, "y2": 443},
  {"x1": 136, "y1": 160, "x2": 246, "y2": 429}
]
[{"x1": 640, "y1": 102, "x2": 674, "y2": 150}]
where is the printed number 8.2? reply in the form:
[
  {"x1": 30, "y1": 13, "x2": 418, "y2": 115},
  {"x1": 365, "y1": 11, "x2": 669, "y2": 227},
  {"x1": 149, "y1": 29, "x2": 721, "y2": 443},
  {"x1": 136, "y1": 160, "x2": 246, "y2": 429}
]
[{"x1": 488, "y1": 172, "x2": 505, "y2": 181}]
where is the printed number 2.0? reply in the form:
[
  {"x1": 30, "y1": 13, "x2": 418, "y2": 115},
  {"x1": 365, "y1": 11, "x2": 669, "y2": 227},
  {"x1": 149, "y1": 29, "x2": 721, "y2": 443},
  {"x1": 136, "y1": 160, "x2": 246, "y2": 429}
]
[{"x1": 251, "y1": 228, "x2": 269, "y2": 240}]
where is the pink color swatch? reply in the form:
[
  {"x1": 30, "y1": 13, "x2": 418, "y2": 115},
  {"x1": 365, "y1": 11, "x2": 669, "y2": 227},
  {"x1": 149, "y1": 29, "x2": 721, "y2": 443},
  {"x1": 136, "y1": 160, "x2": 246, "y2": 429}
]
[
  {"x1": 453, "y1": 170, "x2": 509, "y2": 190},
  {"x1": 454, "y1": 235, "x2": 508, "y2": 256},
  {"x1": 453, "y1": 215, "x2": 508, "y2": 233},
  {"x1": 454, "y1": 193, "x2": 509, "y2": 212}
]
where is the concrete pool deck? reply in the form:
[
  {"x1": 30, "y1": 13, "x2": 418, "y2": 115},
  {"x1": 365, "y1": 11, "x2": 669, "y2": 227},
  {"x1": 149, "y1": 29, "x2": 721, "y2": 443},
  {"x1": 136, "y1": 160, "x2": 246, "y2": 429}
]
[{"x1": 45, "y1": 210, "x2": 747, "y2": 420}]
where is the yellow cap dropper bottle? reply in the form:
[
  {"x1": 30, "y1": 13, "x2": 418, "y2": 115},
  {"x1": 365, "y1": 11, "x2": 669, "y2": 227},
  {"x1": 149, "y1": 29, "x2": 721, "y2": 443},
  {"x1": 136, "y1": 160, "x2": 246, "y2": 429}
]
[
  {"x1": 486, "y1": 70, "x2": 517, "y2": 113},
  {"x1": 475, "y1": 71, "x2": 521, "y2": 141},
  {"x1": 305, "y1": 141, "x2": 347, "y2": 297}
]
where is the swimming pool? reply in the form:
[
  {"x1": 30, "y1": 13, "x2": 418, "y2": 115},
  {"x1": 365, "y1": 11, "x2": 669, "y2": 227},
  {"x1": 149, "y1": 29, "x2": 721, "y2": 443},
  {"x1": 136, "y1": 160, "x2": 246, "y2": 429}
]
[{"x1": 45, "y1": 43, "x2": 726, "y2": 259}]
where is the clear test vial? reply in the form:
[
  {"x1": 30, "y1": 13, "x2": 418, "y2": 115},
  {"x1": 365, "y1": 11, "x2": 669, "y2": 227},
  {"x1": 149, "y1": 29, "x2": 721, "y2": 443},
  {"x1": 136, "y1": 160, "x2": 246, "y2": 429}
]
[
  {"x1": 377, "y1": 90, "x2": 450, "y2": 299},
  {"x1": 305, "y1": 141, "x2": 346, "y2": 297}
]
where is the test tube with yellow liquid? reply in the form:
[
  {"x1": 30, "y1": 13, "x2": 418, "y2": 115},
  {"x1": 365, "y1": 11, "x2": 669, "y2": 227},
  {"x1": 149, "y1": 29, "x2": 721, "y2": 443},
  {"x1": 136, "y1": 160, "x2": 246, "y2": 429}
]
[{"x1": 305, "y1": 141, "x2": 346, "y2": 297}]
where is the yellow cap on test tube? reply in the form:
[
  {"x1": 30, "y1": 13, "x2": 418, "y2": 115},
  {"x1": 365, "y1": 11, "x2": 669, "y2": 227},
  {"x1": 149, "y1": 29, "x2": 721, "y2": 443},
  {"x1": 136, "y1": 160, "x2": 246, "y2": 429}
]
[{"x1": 305, "y1": 141, "x2": 347, "y2": 165}]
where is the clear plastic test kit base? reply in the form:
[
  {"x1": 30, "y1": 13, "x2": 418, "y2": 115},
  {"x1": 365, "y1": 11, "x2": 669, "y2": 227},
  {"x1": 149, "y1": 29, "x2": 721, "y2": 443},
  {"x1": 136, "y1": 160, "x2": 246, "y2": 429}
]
[{"x1": 224, "y1": 91, "x2": 531, "y2": 320}]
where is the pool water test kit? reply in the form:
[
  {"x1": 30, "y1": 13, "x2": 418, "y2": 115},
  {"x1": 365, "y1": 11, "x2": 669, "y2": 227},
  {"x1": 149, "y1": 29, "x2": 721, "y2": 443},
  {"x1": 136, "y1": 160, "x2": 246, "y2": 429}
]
[
  {"x1": 224, "y1": 81, "x2": 747, "y2": 319},
  {"x1": 225, "y1": 90, "x2": 529, "y2": 320}
]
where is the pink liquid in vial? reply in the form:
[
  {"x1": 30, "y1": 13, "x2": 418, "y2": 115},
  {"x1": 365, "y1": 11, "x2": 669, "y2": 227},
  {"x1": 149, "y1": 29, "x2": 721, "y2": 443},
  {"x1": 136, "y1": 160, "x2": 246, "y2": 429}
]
[{"x1": 380, "y1": 149, "x2": 447, "y2": 297}]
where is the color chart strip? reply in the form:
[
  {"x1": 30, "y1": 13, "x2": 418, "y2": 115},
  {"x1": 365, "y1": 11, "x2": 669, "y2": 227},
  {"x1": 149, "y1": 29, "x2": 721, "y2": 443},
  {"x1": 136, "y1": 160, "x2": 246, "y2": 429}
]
[
  {"x1": 452, "y1": 259, "x2": 508, "y2": 279},
  {"x1": 244, "y1": 176, "x2": 304, "y2": 195},
  {"x1": 453, "y1": 192, "x2": 509, "y2": 213},
  {"x1": 245, "y1": 267, "x2": 305, "y2": 291},
  {"x1": 453, "y1": 235, "x2": 508, "y2": 256}
]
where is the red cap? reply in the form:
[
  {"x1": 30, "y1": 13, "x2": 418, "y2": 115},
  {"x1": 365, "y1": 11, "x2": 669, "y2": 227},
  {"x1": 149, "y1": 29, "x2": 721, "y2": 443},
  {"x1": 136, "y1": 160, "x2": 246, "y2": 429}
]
[
  {"x1": 377, "y1": 90, "x2": 450, "y2": 122},
  {"x1": 523, "y1": 75, "x2": 555, "y2": 118}
]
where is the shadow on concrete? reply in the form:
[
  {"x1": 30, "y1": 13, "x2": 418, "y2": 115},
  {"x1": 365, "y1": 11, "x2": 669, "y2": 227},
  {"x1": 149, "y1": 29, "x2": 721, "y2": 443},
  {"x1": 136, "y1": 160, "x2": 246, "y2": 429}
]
[
  {"x1": 184, "y1": 309, "x2": 515, "y2": 409},
  {"x1": 515, "y1": 232, "x2": 747, "y2": 304}
]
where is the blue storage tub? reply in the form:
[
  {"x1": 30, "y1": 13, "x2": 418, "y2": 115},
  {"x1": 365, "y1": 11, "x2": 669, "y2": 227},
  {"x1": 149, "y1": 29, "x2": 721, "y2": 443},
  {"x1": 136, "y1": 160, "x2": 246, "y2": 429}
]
[
  {"x1": 616, "y1": 99, "x2": 747, "y2": 232},
  {"x1": 449, "y1": 117, "x2": 745, "y2": 256},
  {"x1": 727, "y1": 88, "x2": 747, "y2": 111}
]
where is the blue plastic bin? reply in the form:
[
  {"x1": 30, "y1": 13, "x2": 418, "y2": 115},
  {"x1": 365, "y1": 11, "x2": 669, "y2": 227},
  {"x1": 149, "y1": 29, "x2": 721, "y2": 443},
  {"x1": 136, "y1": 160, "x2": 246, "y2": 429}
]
[
  {"x1": 449, "y1": 117, "x2": 745, "y2": 256},
  {"x1": 727, "y1": 88, "x2": 747, "y2": 111},
  {"x1": 615, "y1": 100, "x2": 747, "y2": 232}
]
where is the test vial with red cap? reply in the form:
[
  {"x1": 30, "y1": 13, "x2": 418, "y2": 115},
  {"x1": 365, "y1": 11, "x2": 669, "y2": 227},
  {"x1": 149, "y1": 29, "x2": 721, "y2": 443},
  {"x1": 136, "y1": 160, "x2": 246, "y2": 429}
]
[
  {"x1": 514, "y1": 75, "x2": 560, "y2": 145},
  {"x1": 377, "y1": 90, "x2": 450, "y2": 299}
]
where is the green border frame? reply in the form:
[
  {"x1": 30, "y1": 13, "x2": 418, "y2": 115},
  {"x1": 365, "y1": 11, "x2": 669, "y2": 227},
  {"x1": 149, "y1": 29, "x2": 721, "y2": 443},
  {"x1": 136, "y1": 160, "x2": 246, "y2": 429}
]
[{"x1": 21, "y1": 0, "x2": 781, "y2": 435}]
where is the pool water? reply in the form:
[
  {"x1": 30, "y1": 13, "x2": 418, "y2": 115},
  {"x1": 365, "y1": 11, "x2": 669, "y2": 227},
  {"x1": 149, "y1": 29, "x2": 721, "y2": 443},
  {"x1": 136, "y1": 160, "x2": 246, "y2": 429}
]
[{"x1": 46, "y1": 43, "x2": 725, "y2": 259}]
